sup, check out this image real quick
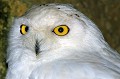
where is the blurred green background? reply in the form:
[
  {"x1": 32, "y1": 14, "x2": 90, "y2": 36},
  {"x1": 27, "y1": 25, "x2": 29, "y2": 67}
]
[{"x1": 0, "y1": 0, "x2": 120, "y2": 79}]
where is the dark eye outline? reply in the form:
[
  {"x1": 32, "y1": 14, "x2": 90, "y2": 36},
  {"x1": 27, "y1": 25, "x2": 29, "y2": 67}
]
[
  {"x1": 20, "y1": 24, "x2": 29, "y2": 35},
  {"x1": 52, "y1": 25, "x2": 70, "y2": 36}
]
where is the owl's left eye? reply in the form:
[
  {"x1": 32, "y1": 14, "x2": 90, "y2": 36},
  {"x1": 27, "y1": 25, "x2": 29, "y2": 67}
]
[
  {"x1": 20, "y1": 24, "x2": 29, "y2": 35},
  {"x1": 53, "y1": 25, "x2": 70, "y2": 36}
]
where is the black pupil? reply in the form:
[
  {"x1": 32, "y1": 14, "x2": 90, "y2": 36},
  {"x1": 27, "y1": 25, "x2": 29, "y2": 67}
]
[
  {"x1": 58, "y1": 27, "x2": 64, "y2": 33},
  {"x1": 25, "y1": 26, "x2": 29, "y2": 32}
]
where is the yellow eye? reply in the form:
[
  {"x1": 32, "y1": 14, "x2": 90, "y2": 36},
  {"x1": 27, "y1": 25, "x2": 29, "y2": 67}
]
[
  {"x1": 20, "y1": 24, "x2": 29, "y2": 35},
  {"x1": 53, "y1": 25, "x2": 69, "y2": 36}
]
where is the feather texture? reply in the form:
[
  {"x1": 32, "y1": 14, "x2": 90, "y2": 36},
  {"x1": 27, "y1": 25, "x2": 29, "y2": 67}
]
[{"x1": 6, "y1": 3, "x2": 120, "y2": 79}]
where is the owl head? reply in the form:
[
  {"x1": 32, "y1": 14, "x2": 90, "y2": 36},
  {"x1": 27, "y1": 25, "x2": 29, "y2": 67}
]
[{"x1": 7, "y1": 4, "x2": 107, "y2": 63}]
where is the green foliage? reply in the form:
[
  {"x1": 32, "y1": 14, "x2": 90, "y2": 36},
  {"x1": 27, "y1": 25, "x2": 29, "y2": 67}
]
[{"x1": 0, "y1": 1, "x2": 10, "y2": 79}]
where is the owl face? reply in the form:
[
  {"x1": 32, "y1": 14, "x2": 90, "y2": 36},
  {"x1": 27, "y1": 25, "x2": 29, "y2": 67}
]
[
  {"x1": 8, "y1": 4, "x2": 103, "y2": 61},
  {"x1": 9, "y1": 5, "x2": 87, "y2": 58}
]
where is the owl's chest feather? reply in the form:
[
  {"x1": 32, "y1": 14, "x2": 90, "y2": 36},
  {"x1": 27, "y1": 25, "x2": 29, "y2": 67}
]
[{"x1": 28, "y1": 58, "x2": 120, "y2": 79}]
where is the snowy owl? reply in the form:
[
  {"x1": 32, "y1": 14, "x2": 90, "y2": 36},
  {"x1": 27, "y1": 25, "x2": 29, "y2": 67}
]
[{"x1": 6, "y1": 3, "x2": 120, "y2": 79}]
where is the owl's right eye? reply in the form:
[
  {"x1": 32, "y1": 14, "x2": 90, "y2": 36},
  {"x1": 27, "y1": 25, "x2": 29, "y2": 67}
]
[
  {"x1": 20, "y1": 24, "x2": 29, "y2": 35},
  {"x1": 53, "y1": 25, "x2": 69, "y2": 36}
]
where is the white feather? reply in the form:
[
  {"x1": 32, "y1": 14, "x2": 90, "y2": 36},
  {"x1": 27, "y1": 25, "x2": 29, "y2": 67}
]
[{"x1": 6, "y1": 3, "x2": 120, "y2": 79}]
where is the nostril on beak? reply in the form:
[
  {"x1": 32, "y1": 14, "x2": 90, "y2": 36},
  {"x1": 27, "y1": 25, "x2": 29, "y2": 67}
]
[{"x1": 35, "y1": 40, "x2": 39, "y2": 56}]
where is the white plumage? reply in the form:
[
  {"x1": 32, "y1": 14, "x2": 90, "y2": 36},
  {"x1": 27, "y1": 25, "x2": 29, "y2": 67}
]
[{"x1": 6, "y1": 3, "x2": 120, "y2": 79}]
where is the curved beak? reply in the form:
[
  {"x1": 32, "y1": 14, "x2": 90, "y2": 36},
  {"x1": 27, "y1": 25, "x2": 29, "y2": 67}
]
[{"x1": 35, "y1": 40, "x2": 40, "y2": 56}]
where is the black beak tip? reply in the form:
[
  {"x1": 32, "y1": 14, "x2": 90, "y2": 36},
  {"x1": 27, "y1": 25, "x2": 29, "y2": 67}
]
[{"x1": 35, "y1": 40, "x2": 39, "y2": 55}]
